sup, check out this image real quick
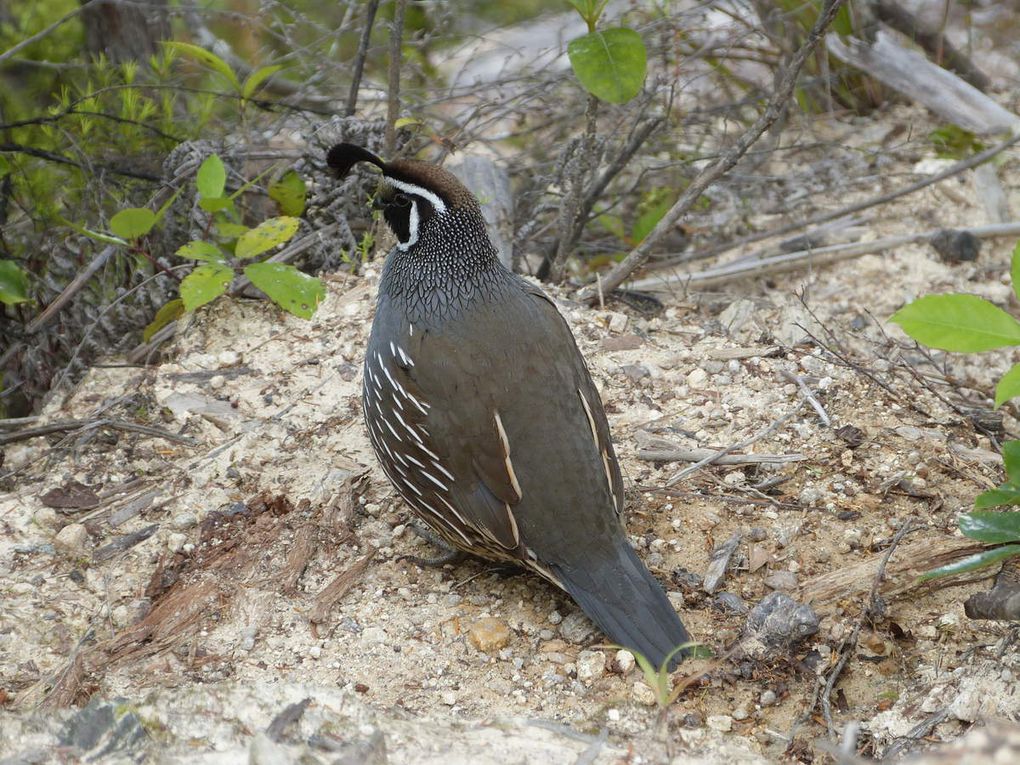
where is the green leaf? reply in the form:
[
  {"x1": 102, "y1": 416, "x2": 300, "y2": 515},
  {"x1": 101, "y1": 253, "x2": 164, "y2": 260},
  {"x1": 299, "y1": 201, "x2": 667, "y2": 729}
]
[
  {"x1": 0, "y1": 260, "x2": 30, "y2": 305},
  {"x1": 217, "y1": 222, "x2": 249, "y2": 239},
  {"x1": 566, "y1": 0, "x2": 609, "y2": 25},
  {"x1": 161, "y1": 41, "x2": 240, "y2": 91},
  {"x1": 960, "y1": 511, "x2": 1020, "y2": 543},
  {"x1": 632, "y1": 189, "x2": 675, "y2": 244},
  {"x1": 567, "y1": 27, "x2": 647, "y2": 104},
  {"x1": 110, "y1": 208, "x2": 156, "y2": 239},
  {"x1": 196, "y1": 154, "x2": 226, "y2": 199},
  {"x1": 268, "y1": 170, "x2": 307, "y2": 216},
  {"x1": 143, "y1": 298, "x2": 185, "y2": 341},
  {"x1": 241, "y1": 64, "x2": 284, "y2": 99},
  {"x1": 976, "y1": 486, "x2": 1020, "y2": 509},
  {"x1": 889, "y1": 294, "x2": 1020, "y2": 351},
  {"x1": 996, "y1": 363, "x2": 1020, "y2": 407},
  {"x1": 393, "y1": 116, "x2": 424, "y2": 130},
  {"x1": 1013, "y1": 241, "x2": 1020, "y2": 302},
  {"x1": 59, "y1": 217, "x2": 127, "y2": 246},
  {"x1": 917, "y1": 544, "x2": 1020, "y2": 582},
  {"x1": 244, "y1": 262, "x2": 325, "y2": 319},
  {"x1": 176, "y1": 241, "x2": 226, "y2": 263},
  {"x1": 235, "y1": 216, "x2": 300, "y2": 260},
  {"x1": 1002, "y1": 441, "x2": 1020, "y2": 484},
  {"x1": 198, "y1": 196, "x2": 234, "y2": 213},
  {"x1": 180, "y1": 263, "x2": 233, "y2": 311}
]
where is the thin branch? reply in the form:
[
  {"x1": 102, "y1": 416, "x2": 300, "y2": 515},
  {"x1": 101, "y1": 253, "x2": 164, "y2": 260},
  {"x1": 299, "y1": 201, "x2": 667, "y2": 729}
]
[
  {"x1": 0, "y1": 3, "x2": 87, "y2": 65},
  {"x1": 346, "y1": 0, "x2": 381, "y2": 116},
  {"x1": 665, "y1": 400, "x2": 808, "y2": 486},
  {"x1": 630, "y1": 221, "x2": 1020, "y2": 292},
  {"x1": 0, "y1": 142, "x2": 161, "y2": 182},
  {"x1": 656, "y1": 130, "x2": 1020, "y2": 272},
  {"x1": 385, "y1": 0, "x2": 407, "y2": 156},
  {"x1": 0, "y1": 417, "x2": 197, "y2": 447},
  {"x1": 577, "y1": 0, "x2": 846, "y2": 303}
]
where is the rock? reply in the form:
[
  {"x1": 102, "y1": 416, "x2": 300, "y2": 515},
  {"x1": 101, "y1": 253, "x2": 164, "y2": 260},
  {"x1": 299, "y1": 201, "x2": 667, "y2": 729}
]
[
  {"x1": 361, "y1": 626, "x2": 388, "y2": 646},
  {"x1": 575, "y1": 650, "x2": 606, "y2": 684},
  {"x1": 763, "y1": 570, "x2": 798, "y2": 591},
  {"x1": 614, "y1": 649, "x2": 636, "y2": 674},
  {"x1": 468, "y1": 618, "x2": 510, "y2": 653},
  {"x1": 601, "y1": 334, "x2": 644, "y2": 352},
  {"x1": 732, "y1": 707, "x2": 749, "y2": 721},
  {"x1": 57, "y1": 697, "x2": 146, "y2": 760},
  {"x1": 718, "y1": 298, "x2": 757, "y2": 340},
  {"x1": 703, "y1": 532, "x2": 742, "y2": 594},
  {"x1": 619, "y1": 364, "x2": 650, "y2": 382},
  {"x1": 54, "y1": 523, "x2": 89, "y2": 555},
  {"x1": 760, "y1": 689, "x2": 777, "y2": 706},
  {"x1": 929, "y1": 228, "x2": 980, "y2": 263},
  {"x1": 706, "y1": 714, "x2": 733, "y2": 732},
  {"x1": 559, "y1": 611, "x2": 597, "y2": 644},
  {"x1": 547, "y1": 609, "x2": 563, "y2": 625},
  {"x1": 606, "y1": 312, "x2": 629, "y2": 333},
  {"x1": 631, "y1": 680, "x2": 657, "y2": 706},
  {"x1": 741, "y1": 592, "x2": 819, "y2": 659},
  {"x1": 713, "y1": 592, "x2": 749, "y2": 615},
  {"x1": 687, "y1": 368, "x2": 709, "y2": 387}
]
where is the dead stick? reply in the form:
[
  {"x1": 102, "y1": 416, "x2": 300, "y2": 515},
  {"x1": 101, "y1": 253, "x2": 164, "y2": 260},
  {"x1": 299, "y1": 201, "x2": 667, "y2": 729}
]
[
  {"x1": 630, "y1": 221, "x2": 1020, "y2": 292},
  {"x1": 310, "y1": 547, "x2": 377, "y2": 625},
  {"x1": 577, "y1": 0, "x2": 846, "y2": 303},
  {"x1": 651, "y1": 131, "x2": 1020, "y2": 273}
]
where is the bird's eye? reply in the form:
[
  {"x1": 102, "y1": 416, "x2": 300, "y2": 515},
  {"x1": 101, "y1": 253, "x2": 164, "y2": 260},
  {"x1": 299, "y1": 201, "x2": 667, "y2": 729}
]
[{"x1": 392, "y1": 193, "x2": 411, "y2": 207}]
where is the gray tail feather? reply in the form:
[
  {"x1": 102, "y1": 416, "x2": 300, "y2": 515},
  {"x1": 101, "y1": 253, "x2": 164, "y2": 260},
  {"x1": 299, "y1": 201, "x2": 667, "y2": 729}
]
[{"x1": 552, "y1": 541, "x2": 693, "y2": 671}]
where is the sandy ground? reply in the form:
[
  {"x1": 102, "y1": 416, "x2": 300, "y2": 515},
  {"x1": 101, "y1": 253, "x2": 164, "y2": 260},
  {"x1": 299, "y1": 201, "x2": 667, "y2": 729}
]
[{"x1": 3, "y1": 106, "x2": 1020, "y2": 763}]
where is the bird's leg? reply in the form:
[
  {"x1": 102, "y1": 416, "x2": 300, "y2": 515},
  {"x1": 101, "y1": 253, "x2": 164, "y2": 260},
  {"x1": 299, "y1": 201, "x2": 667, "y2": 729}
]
[{"x1": 399, "y1": 521, "x2": 468, "y2": 567}]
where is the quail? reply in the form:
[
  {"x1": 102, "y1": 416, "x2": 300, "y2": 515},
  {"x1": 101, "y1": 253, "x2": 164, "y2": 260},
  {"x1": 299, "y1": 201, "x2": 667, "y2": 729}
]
[{"x1": 328, "y1": 143, "x2": 693, "y2": 668}]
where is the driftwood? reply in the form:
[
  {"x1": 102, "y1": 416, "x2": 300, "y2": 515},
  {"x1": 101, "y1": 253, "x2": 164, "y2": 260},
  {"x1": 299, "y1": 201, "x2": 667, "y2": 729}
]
[
  {"x1": 801, "y1": 536, "x2": 989, "y2": 615},
  {"x1": 827, "y1": 30, "x2": 1020, "y2": 135}
]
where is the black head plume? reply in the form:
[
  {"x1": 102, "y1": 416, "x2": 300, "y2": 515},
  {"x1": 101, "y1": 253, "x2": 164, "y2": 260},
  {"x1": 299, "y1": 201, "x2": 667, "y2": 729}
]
[{"x1": 326, "y1": 143, "x2": 387, "y2": 178}]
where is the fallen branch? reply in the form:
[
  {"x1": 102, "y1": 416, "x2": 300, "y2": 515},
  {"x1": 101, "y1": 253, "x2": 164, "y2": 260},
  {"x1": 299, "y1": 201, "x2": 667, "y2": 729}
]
[
  {"x1": 629, "y1": 222, "x2": 1020, "y2": 292},
  {"x1": 638, "y1": 447, "x2": 805, "y2": 464},
  {"x1": 649, "y1": 131, "x2": 1020, "y2": 273},
  {"x1": 665, "y1": 400, "x2": 808, "y2": 486},
  {"x1": 576, "y1": 0, "x2": 846, "y2": 303},
  {"x1": 0, "y1": 417, "x2": 197, "y2": 447}
]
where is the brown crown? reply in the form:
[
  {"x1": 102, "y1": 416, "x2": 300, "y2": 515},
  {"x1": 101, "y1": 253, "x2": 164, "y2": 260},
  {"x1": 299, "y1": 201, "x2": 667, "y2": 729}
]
[{"x1": 327, "y1": 143, "x2": 477, "y2": 210}]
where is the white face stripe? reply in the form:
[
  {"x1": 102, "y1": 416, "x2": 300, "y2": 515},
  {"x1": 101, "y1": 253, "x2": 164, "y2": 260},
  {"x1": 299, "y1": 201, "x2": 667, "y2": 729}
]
[{"x1": 386, "y1": 178, "x2": 448, "y2": 215}]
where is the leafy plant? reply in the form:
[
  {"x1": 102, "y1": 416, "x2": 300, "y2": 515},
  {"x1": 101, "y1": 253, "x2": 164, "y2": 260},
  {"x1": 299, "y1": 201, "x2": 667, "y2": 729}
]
[
  {"x1": 565, "y1": 0, "x2": 647, "y2": 104},
  {"x1": 929, "y1": 125, "x2": 985, "y2": 160},
  {"x1": 627, "y1": 642, "x2": 713, "y2": 710},
  {"x1": 74, "y1": 152, "x2": 323, "y2": 340},
  {"x1": 892, "y1": 242, "x2": 1020, "y2": 581}
]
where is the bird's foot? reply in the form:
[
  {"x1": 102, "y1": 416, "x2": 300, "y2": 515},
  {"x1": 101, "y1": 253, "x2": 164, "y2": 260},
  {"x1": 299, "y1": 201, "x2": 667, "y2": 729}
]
[{"x1": 399, "y1": 521, "x2": 467, "y2": 567}]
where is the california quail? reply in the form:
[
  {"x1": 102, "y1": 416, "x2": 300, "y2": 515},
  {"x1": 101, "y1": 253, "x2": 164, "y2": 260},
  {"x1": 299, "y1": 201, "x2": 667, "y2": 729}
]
[{"x1": 328, "y1": 143, "x2": 694, "y2": 668}]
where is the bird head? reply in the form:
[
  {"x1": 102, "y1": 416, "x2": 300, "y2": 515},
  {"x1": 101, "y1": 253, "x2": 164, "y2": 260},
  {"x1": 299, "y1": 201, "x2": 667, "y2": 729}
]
[{"x1": 327, "y1": 143, "x2": 480, "y2": 252}]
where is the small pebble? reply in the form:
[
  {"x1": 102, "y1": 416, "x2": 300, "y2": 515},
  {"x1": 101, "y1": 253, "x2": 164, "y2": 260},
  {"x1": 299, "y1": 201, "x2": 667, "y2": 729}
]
[
  {"x1": 763, "y1": 570, "x2": 798, "y2": 591},
  {"x1": 576, "y1": 650, "x2": 606, "y2": 684},
  {"x1": 614, "y1": 649, "x2": 636, "y2": 674},
  {"x1": 559, "y1": 611, "x2": 597, "y2": 643},
  {"x1": 548, "y1": 609, "x2": 563, "y2": 625},
  {"x1": 732, "y1": 707, "x2": 749, "y2": 721},
  {"x1": 167, "y1": 532, "x2": 187, "y2": 553},
  {"x1": 171, "y1": 513, "x2": 197, "y2": 530},
  {"x1": 631, "y1": 681, "x2": 657, "y2": 706},
  {"x1": 707, "y1": 714, "x2": 733, "y2": 732},
  {"x1": 760, "y1": 689, "x2": 777, "y2": 706},
  {"x1": 607, "y1": 709, "x2": 621, "y2": 722},
  {"x1": 468, "y1": 618, "x2": 510, "y2": 652},
  {"x1": 361, "y1": 626, "x2": 388, "y2": 645},
  {"x1": 54, "y1": 523, "x2": 89, "y2": 555}
]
